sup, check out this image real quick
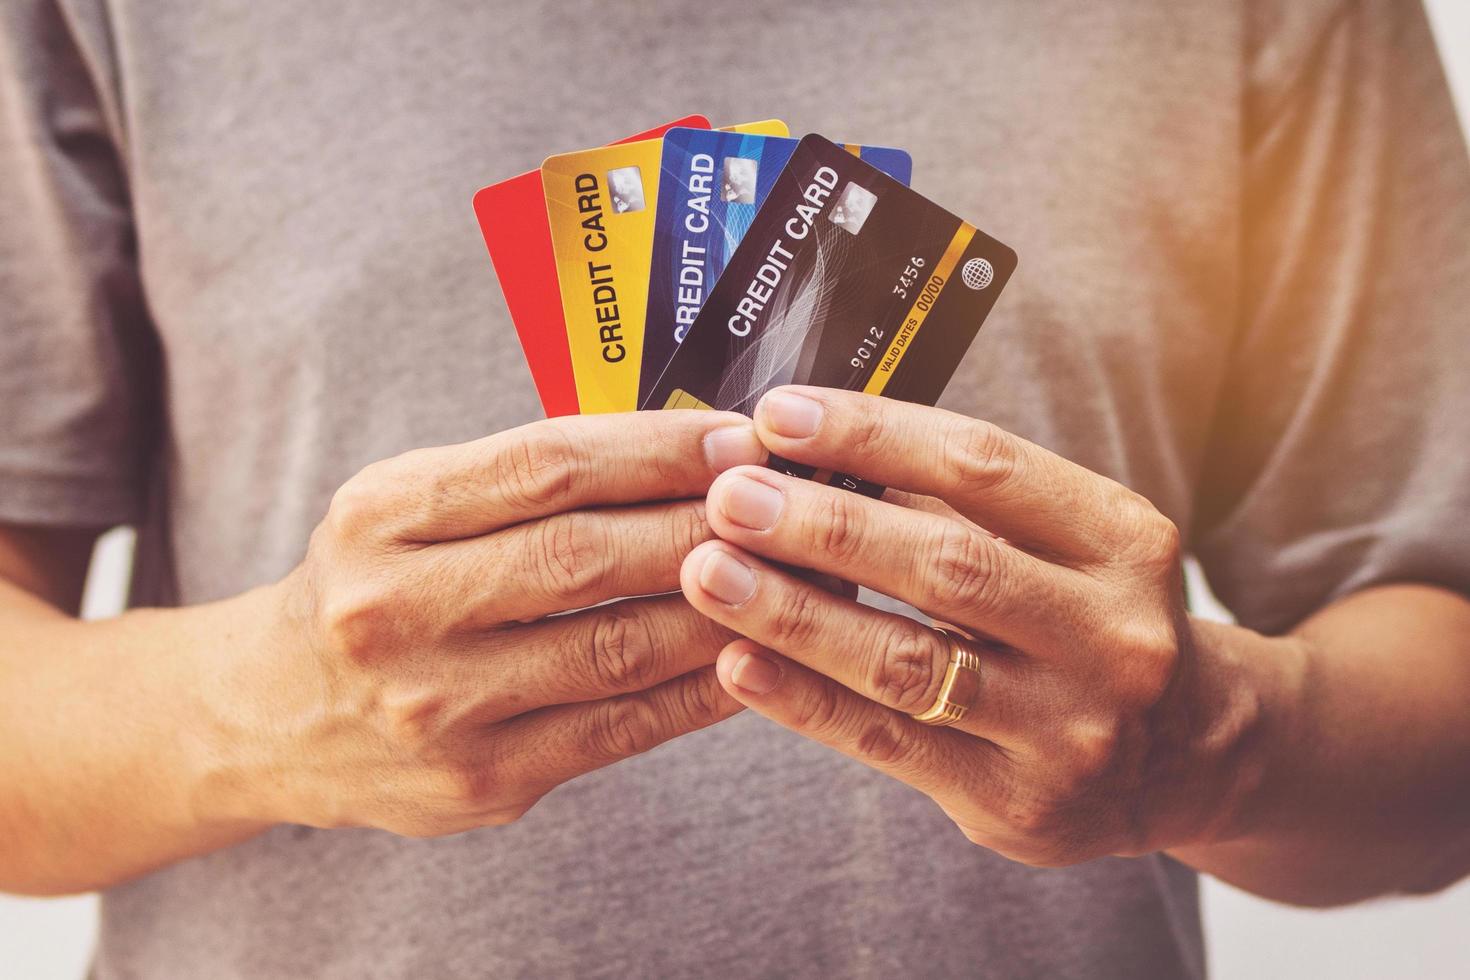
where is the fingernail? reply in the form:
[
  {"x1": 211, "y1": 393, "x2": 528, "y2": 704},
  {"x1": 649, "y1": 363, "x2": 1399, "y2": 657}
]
[
  {"x1": 703, "y1": 424, "x2": 763, "y2": 473},
  {"x1": 699, "y1": 549, "x2": 757, "y2": 605},
  {"x1": 717, "y1": 475, "x2": 784, "y2": 531},
  {"x1": 731, "y1": 650, "x2": 782, "y2": 694},
  {"x1": 758, "y1": 390, "x2": 823, "y2": 439}
]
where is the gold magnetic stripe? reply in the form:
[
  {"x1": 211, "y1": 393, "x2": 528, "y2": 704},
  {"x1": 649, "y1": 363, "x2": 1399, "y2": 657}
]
[
  {"x1": 662, "y1": 388, "x2": 716, "y2": 411},
  {"x1": 862, "y1": 224, "x2": 976, "y2": 396}
]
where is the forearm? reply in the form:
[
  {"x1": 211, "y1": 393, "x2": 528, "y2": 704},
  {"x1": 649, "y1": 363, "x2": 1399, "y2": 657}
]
[
  {"x1": 0, "y1": 580, "x2": 273, "y2": 895},
  {"x1": 1170, "y1": 584, "x2": 1470, "y2": 906}
]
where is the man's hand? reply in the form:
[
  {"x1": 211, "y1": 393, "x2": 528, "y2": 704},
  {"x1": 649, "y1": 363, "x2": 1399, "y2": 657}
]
[
  {"x1": 202, "y1": 410, "x2": 767, "y2": 837},
  {"x1": 0, "y1": 408, "x2": 771, "y2": 894},
  {"x1": 679, "y1": 387, "x2": 1281, "y2": 866}
]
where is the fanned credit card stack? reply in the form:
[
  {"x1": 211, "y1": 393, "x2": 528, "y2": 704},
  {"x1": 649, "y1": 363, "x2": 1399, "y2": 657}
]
[{"x1": 473, "y1": 115, "x2": 1017, "y2": 493}]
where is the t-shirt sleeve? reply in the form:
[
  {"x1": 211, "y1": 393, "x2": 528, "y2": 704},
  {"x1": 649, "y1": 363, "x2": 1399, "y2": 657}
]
[
  {"x1": 0, "y1": 1, "x2": 158, "y2": 528},
  {"x1": 1192, "y1": 0, "x2": 1470, "y2": 635}
]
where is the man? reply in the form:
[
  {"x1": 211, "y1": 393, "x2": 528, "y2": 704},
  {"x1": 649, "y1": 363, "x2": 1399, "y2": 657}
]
[{"x1": 2, "y1": 1, "x2": 1468, "y2": 977}]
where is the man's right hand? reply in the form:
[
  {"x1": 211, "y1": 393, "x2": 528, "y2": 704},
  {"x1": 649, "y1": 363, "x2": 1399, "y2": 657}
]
[{"x1": 200, "y1": 410, "x2": 765, "y2": 838}]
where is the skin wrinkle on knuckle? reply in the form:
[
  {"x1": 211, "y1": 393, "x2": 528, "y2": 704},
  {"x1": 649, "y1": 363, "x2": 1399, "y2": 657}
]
[
  {"x1": 674, "y1": 672, "x2": 723, "y2": 725},
  {"x1": 675, "y1": 501, "x2": 713, "y2": 559},
  {"x1": 844, "y1": 403, "x2": 889, "y2": 460},
  {"x1": 811, "y1": 489, "x2": 864, "y2": 564},
  {"x1": 869, "y1": 620, "x2": 945, "y2": 713},
  {"x1": 792, "y1": 682, "x2": 848, "y2": 739},
  {"x1": 930, "y1": 521, "x2": 1002, "y2": 614},
  {"x1": 943, "y1": 419, "x2": 1018, "y2": 497},
  {"x1": 537, "y1": 511, "x2": 613, "y2": 601},
  {"x1": 769, "y1": 581, "x2": 827, "y2": 648},
  {"x1": 854, "y1": 715, "x2": 911, "y2": 768},
  {"x1": 586, "y1": 698, "x2": 657, "y2": 760},
  {"x1": 647, "y1": 423, "x2": 696, "y2": 488},
  {"x1": 587, "y1": 606, "x2": 658, "y2": 692},
  {"x1": 497, "y1": 425, "x2": 578, "y2": 512}
]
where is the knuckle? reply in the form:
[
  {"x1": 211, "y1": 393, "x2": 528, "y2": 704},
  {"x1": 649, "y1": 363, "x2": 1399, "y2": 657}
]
[
  {"x1": 409, "y1": 448, "x2": 475, "y2": 529},
  {"x1": 645, "y1": 423, "x2": 697, "y2": 488},
  {"x1": 943, "y1": 420, "x2": 1018, "y2": 496},
  {"x1": 673, "y1": 501, "x2": 714, "y2": 558},
  {"x1": 811, "y1": 490, "x2": 865, "y2": 563},
  {"x1": 588, "y1": 608, "x2": 659, "y2": 692},
  {"x1": 1005, "y1": 793, "x2": 1064, "y2": 840},
  {"x1": 585, "y1": 698, "x2": 658, "y2": 760},
  {"x1": 1121, "y1": 502, "x2": 1182, "y2": 574},
  {"x1": 1063, "y1": 720, "x2": 1123, "y2": 785},
  {"x1": 930, "y1": 522, "x2": 1002, "y2": 613},
  {"x1": 1112, "y1": 618, "x2": 1181, "y2": 705},
  {"x1": 671, "y1": 672, "x2": 723, "y2": 726},
  {"x1": 869, "y1": 623, "x2": 945, "y2": 714},
  {"x1": 498, "y1": 425, "x2": 578, "y2": 511},
  {"x1": 380, "y1": 688, "x2": 449, "y2": 750},
  {"x1": 536, "y1": 512, "x2": 612, "y2": 601},
  {"x1": 1111, "y1": 493, "x2": 1181, "y2": 570},
  {"x1": 319, "y1": 587, "x2": 397, "y2": 664},
  {"x1": 846, "y1": 404, "x2": 890, "y2": 459},
  {"x1": 854, "y1": 715, "x2": 912, "y2": 767},
  {"x1": 769, "y1": 583, "x2": 827, "y2": 648},
  {"x1": 792, "y1": 683, "x2": 848, "y2": 739},
  {"x1": 437, "y1": 761, "x2": 501, "y2": 813},
  {"x1": 327, "y1": 465, "x2": 390, "y2": 537}
]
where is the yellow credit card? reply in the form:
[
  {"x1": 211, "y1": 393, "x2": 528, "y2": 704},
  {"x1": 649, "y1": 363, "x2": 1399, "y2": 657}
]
[
  {"x1": 719, "y1": 119, "x2": 789, "y2": 136},
  {"x1": 543, "y1": 120, "x2": 786, "y2": 413}
]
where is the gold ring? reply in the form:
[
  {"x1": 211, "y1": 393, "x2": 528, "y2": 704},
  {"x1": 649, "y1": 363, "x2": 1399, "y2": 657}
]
[{"x1": 910, "y1": 628, "x2": 982, "y2": 727}]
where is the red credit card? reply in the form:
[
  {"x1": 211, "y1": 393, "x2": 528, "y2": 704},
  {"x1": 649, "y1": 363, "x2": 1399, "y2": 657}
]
[{"x1": 472, "y1": 115, "x2": 712, "y2": 417}]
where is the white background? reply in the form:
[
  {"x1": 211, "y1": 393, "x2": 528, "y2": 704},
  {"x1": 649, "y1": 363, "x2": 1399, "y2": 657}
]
[{"x1": 4, "y1": 3, "x2": 1470, "y2": 977}]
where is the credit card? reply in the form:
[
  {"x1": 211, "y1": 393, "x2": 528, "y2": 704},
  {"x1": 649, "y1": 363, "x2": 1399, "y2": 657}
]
[
  {"x1": 717, "y1": 119, "x2": 789, "y2": 137},
  {"x1": 644, "y1": 134, "x2": 1016, "y2": 493},
  {"x1": 640, "y1": 127, "x2": 911, "y2": 406},
  {"x1": 543, "y1": 120, "x2": 788, "y2": 414},
  {"x1": 472, "y1": 115, "x2": 711, "y2": 417}
]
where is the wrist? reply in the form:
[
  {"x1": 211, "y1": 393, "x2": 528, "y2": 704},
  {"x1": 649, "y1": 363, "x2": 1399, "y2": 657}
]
[
  {"x1": 1159, "y1": 617, "x2": 1310, "y2": 852},
  {"x1": 174, "y1": 577, "x2": 303, "y2": 831}
]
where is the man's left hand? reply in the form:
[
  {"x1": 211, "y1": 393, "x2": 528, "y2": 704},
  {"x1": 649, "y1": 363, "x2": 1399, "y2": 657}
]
[{"x1": 680, "y1": 386, "x2": 1269, "y2": 866}]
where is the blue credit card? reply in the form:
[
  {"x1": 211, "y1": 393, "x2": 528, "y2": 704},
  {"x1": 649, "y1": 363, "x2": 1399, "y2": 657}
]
[{"x1": 639, "y1": 127, "x2": 912, "y2": 406}]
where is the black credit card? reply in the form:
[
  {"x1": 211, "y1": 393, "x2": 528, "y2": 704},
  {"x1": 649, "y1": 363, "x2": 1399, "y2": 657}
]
[{"x1": 643, "y1": 134, "x2": 1017, "y2": 493}]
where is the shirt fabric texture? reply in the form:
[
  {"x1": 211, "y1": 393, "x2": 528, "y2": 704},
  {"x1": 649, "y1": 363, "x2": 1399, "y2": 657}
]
[{"x1": 2, "y1": 1, "x2": 1469, "y2": 977}]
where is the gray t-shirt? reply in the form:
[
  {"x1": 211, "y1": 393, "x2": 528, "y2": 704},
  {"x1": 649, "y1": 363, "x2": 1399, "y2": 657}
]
[{"x1": 4, "y1": 1, "x2": 1469, "y2": 977}]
